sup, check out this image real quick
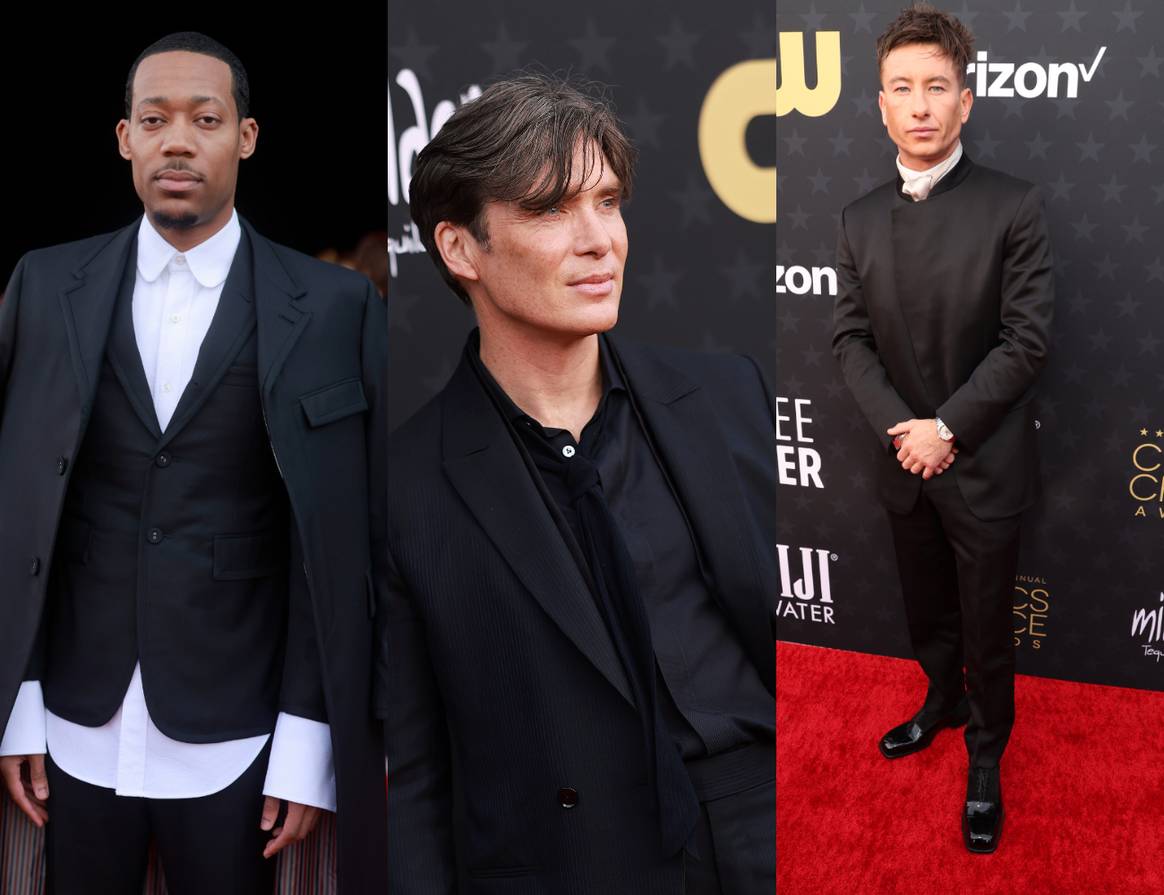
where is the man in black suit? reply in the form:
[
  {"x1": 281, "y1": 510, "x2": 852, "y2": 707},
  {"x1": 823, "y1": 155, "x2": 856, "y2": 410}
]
[
  {"x1": 832, "y1": 4, "x2": 1053, "y2": 853},
  {"x1": 0, "y1": 33, "x2": 387, "y2": 893},
  {"x1": 378, "y1": 74, "x2": 775, "y2": 893}
]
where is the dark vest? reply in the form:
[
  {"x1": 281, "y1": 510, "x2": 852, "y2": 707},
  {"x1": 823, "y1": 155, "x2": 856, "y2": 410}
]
[{"x1": 42, "y1": 233, "x2": 292, "y2": 743}]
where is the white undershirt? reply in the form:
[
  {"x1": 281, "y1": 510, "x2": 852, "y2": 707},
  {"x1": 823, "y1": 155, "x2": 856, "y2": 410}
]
[{"x1": 0, "y1": 212, "x2": 335, "y2": 810}]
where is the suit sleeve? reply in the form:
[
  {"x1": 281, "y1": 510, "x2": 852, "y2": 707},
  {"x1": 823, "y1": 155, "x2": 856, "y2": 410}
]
[
  {"x1": 831, "y1": 208, "x2": 917, "y2": 450},
  {"x1": 279, "y1": 512, "x2": 327, "y2": 721},
  {"x1": 278, "y1": 277, "x2": 385, "y2": 724},
  {"x1": 936, "y1": 186, "x2": 1054, "y2": 451},
  {"x1": 376, "y1": 544, "x2": 456, "y2": 894},
  {"x1": 1, "y1": 256, "x2": 50, "y2": 688},
  {"x1": 740, "y1": 354, "x2": 778, "y2": 629},
  {"x1": 0, "y1": 256, "x2": 24, "y2": 432},
  {"x1": 363, "y1": 281, "x2": 389, "y2": 658}
]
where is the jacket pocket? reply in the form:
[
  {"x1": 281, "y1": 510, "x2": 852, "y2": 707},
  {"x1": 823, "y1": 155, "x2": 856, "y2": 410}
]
[
  {"x1": 299, "y1": 378, "x2": 367, "y2": 427},
  {"x1": 213, "y1": 532, "x2": 282, "y2": 580}
]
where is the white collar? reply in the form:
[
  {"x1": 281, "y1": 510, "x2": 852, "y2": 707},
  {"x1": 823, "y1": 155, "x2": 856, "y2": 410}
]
[
  {"x1": 897, "y1": 141, "x2": 963, "y2": 192},
  {"x1": 136, "y1": 210, "x2": 241, "y2": 288}
]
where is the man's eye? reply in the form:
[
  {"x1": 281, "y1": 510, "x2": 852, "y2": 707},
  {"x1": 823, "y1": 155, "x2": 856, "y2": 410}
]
[
  {"x1": 198, "y1": 116, "x2": 220, "y2": 125},
  {"x1": 141, "y1": 116, "x2": 164, "y2": 125}
]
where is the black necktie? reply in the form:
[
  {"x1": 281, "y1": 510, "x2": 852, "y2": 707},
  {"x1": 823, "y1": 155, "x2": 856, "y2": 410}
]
[{"x1": 564, "y1": 453, "x2": 701, "y2": 855}]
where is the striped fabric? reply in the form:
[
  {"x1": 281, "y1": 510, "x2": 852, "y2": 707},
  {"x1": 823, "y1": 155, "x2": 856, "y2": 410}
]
[{"x1": 1, "y1": 792, "x2": 337, "y2": 894}]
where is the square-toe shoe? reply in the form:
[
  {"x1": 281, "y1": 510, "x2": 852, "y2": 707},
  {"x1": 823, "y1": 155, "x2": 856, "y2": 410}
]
[
  {"x1": 878, "y1": 697, "x2": 970, "y2": 759},
  {"x1": 963, "y1": 765, "x2": 1004, "y2": 854}
]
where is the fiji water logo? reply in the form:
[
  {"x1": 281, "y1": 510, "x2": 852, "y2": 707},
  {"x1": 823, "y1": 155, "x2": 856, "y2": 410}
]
[{"x1": 775, "y1": 546, "x2": 836, "y2": 624}]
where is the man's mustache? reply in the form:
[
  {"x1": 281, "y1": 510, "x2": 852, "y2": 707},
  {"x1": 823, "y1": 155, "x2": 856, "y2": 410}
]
[{"x1": 153, "y1": 162, "x2": 203, "y2": 180}]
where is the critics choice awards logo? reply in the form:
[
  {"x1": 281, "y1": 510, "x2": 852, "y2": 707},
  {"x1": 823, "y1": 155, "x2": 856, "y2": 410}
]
[
  {"x1": 776, "y1": 397, "x2": 823, "y2": 489},
  {"x1": 1013, "y1": 575, "x2": 1050, "y2": 650},
  {"x1": 1129, "y1": 427, "x2": 1164, "y2": 520}
]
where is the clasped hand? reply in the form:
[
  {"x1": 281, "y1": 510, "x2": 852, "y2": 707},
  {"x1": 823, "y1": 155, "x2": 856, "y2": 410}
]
[{"x1": 887, "y1": 419, "x2": 957, "y2": 479}]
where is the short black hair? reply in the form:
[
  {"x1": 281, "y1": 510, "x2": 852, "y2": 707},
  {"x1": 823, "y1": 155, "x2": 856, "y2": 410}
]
[
  {"x1": 125, "y1": 32, "x2": 250, "y2": 119},
  {"x1": 877, "y1": 3, "x2": 975, "y2": 88},
  {"x1": 409, "y1": 72, "x2": 637, "y2": 305}
]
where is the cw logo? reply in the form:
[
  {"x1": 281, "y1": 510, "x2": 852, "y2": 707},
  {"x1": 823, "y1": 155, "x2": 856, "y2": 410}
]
[
  {"x1": 776, "y1": 31, "x2": 842, "y2": 117},
  {"x1": 700, "y1": 32, "x2": 839, "y2": 224}
]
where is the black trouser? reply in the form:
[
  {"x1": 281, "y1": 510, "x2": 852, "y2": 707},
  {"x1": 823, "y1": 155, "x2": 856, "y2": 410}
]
[
  {"x1": 44, "y1": 741, "x2": 275, "y2": 895},
  {"x1": 887, "y1": 472, "x2": 1021, "y2": 768},
  {"x1": 684, "y1": 778, "x2": 775, "y2": 895}
]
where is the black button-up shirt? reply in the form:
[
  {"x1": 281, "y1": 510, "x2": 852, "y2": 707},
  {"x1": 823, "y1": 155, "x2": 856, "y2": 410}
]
[{"x1": 467, "y1": 336, "x2": 774, "y2": 770}]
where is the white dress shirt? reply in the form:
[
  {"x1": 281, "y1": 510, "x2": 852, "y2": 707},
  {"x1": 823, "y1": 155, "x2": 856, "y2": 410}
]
[
  {"x1": 897, "y1": 140, "x2": 964, "y2": 201},
  {"x1": 0, "y1": 211, "x2": 336, "y2": 811}
]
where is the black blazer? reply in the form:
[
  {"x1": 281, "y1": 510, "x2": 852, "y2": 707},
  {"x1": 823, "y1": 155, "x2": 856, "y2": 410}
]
[
  {"x1": 832, "y1": 154, "x2": 1055, "y2": 519},
  {"x1": 377, "y1": 334, "x2": 775, "y2": 894},
  {"x1": 0, "y1": 216, "x2": 388, "y2": 893}
]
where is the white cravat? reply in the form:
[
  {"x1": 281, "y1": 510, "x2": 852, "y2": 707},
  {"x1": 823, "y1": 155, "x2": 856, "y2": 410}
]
[
  {"x1": 0, "y1": 212, "x2": 336, "y2": 810},
  {"x1": 897, "y1": 141, "x2": 963, "y2": 201}
]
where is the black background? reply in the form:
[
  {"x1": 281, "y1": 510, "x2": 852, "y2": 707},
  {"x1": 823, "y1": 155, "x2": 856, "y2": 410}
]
[{"x1": 1, "y1": 8, "x2": 386, "y2": 282}]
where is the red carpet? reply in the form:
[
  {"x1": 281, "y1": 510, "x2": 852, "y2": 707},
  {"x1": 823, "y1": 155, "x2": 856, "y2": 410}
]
[{"x1": 777, "y1": 642, "x2": 1164, "y2": 894}]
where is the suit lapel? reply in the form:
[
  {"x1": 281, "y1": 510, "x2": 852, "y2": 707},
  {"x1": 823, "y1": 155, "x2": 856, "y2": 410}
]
[
  {"x1": 158, "y1": 230, "x2": 257, "y2": 447},
  {"x1": 440, "y1": 357, "x2": 634, "y2": 706},
  {"x1": 244, "y1": 219, "x2": 310, "y2": 401},
  {"x1": 105, "y1": 251, "x2": 163, "y2": 440},
  {"x1": 607, "y1": 336, "x2": 776, "y2": 685},
  {"x1": 59, "y1": 222, "x2": 139, "y2": 421}
]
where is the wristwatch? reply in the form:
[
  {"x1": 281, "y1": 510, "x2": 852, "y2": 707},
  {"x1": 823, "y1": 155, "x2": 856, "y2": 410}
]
[{"x1": 935, "y1": 417, "x2": 955, "y2": 442}]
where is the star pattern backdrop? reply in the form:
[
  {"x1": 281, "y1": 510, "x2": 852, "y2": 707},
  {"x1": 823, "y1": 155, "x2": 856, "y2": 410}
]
[
  {"x1": 776, "y1": 0, "x2": 1164, "y2": 690},
  {"x1": 386, "y1": 0, "x2": 774, "y2": 427}
]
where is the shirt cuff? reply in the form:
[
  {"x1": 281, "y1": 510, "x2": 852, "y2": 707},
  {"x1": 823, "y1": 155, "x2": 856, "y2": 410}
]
[
  {"x1": 261, "y1": 713, "x2": 336, "y2": 812},
  {"x1": 0, "y1": 681, "x2": 47, "y2": 757}
]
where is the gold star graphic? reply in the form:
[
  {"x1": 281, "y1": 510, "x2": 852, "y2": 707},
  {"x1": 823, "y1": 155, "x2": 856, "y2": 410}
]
[
  {"x1": 1157, "y1": 429, "x2": 1164, "y2": 438},
  {"x1": 1141, "y1": 428, "x2": 1150, "y2": 436}
]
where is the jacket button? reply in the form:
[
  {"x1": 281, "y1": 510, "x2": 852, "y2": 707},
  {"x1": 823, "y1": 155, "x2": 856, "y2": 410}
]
[
  {"x1": 56, "y1": 456, "x2": 68, "y2": 475},
  {"x1": 146, "y1": 528, "x2": 164, "y2": 545},
  {"x1": 558, "y1": 787, "x2": 578, "y2": 809},
  {"x1": 29, "y1": 557, "x2": 41, "y2": 576},
  {"x1": 155, "y1": 452, "x2": 172, "y2": 468}
]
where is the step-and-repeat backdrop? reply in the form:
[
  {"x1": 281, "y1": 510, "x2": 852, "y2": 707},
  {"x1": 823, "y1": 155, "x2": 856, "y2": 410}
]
[
  {"x1": 387, "y1": 0, "x2": 774, "y2": 427},
  {"x1": 776, "y1": 1, "x2": 1163, "y2": 690}
]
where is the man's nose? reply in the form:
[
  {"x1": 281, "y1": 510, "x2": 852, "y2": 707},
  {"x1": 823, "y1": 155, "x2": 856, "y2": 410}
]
[
  {"x1": 161, "y1": 120, "x2": 197, "y2": 156},
  {"x1": 573, "y1": 206, "x2": 613, "y2": 256}
]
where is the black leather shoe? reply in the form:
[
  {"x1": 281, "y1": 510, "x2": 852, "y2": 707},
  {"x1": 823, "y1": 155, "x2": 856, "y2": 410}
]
[
  {"x1": 878, "y1": 698, "x2": 970, "y2": 759},
  {"x1": 963, "y1": 766, "x2": 1004, "y2": 853}
]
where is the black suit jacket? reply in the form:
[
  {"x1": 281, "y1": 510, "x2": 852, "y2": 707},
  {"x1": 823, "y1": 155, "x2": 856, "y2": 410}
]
[
  {"x1": 377, "y1": 334, "x2": 775, "y2": 894},
  {"x1": 0, "y1": 216, "x2": 387, "y2": 893},
  {"x1": 832, "y1": 154, "x2": 1054, "y2": 519}
]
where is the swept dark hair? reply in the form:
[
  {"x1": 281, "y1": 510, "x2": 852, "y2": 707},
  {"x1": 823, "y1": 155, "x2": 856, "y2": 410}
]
[
  {"x1": 876, "y1": 3, "x2": 975, "y2": 87},
  {"x1": 125, "y1": 32, "x2": 250, "y2": 119},
  {"x1": 409, "y1": 72, "x2": 637, "y2": 304}
]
